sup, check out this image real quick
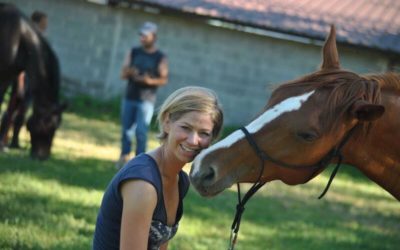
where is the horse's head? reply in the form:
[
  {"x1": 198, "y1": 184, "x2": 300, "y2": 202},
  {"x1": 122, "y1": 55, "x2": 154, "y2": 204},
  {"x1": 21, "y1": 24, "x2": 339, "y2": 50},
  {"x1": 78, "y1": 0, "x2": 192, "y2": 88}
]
[
  {"x1": 190, "y1": 25, "x2": 385, "y2": 197},
  {"x1": 27, "y1": 102, "x2": 67, "y2": 160}
]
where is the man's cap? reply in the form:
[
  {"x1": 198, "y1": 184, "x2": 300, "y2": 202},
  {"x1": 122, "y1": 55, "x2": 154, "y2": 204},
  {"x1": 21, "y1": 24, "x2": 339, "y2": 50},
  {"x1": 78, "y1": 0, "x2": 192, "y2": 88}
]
[{"x1": 139, "y1": 22, "x2": 158, "y2": 36}]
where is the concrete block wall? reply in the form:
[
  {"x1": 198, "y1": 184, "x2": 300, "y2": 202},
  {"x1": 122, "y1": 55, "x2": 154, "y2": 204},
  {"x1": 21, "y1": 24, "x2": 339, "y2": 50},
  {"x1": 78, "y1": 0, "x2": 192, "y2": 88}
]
[{"x1": 6, "y1": 0, "x2": 389, "y2": 125}]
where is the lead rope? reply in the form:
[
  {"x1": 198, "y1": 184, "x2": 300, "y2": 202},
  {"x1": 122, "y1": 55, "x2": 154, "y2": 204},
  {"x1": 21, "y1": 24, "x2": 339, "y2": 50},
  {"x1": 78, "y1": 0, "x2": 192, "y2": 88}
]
[
  {"x1": 228, "y1": 182, "x2": 265, "y2": 250},
  {"x1": 318, "y1": 124, "x2": 360, "y2": 198},
  {"x1": 228, "y1": 128, "x2": 266, "y2": 250}
]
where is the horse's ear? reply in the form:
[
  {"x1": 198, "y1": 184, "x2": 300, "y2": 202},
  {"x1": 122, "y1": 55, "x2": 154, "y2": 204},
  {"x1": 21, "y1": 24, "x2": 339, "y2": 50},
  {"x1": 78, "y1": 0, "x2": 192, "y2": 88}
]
[
  {"x1": 321, "y1": 25, "x2": 340, "y2": 70},
  {"x1": 350, "y1": 100, "x2": 385, "y2": 121}
]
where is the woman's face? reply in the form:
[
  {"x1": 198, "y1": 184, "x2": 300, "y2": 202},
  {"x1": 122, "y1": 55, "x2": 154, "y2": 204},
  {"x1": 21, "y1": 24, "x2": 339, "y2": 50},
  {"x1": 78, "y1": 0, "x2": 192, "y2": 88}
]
[{"x1": 164, "y1": 111, "x2": 214, "y2": 163}]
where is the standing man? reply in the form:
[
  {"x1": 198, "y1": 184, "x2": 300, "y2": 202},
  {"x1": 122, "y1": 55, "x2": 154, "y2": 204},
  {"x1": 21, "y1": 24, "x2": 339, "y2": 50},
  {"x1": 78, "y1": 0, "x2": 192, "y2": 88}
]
[
  {"x1": 31, "y1": 10, "x2": 48, "y2": 33},
  {"x1": 117, "y1": 21, "x2": 169, "y2": 169}
]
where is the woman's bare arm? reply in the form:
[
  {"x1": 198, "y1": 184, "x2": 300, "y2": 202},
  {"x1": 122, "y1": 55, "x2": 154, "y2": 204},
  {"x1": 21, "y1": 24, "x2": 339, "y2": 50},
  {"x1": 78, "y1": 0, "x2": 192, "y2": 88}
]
[{"x1": 120, "y1": 180, "x2": 157, "y2": 250}]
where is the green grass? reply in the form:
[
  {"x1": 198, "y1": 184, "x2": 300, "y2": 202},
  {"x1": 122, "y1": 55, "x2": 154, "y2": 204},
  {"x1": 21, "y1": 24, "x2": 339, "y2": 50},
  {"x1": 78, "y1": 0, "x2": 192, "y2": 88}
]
[{"x1": 0, "y1": 97, "x2": 399, "y2": 250}]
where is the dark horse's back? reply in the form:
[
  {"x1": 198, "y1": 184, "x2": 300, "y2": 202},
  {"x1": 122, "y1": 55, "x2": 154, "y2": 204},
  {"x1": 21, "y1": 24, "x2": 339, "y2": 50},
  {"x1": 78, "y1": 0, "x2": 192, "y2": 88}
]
[
  {"x1": 0, "y1": 3, "x2": 65, "y2": 160},
  {"x1": 0, "y1": 3, "x2": 60, "y2": 101},
  {"x1": 0, "y1": 3, "x2": 59, "y2": 78}
]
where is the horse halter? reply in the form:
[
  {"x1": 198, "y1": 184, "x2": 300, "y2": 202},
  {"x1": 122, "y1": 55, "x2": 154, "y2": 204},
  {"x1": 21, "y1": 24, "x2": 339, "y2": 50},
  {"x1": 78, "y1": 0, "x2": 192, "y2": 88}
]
[{"x1": 228, "y1": 125, "x2": 359, "y2": 250}]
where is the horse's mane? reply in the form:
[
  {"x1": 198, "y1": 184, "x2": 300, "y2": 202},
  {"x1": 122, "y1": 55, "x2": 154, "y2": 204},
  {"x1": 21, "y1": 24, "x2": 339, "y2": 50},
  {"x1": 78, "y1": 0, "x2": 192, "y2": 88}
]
[
  {"x1": 364, "y1": 72, "x2": 400, "y2": 91},
  {"x1": 39, "y1": 35, "x2": 60, "y2": 103},
  {"x1": 19, "y1": 11, "x2": 61, "y2": 106},
  {"x1": 270, "y1": 70, "x2": 400, "y2": 134}
]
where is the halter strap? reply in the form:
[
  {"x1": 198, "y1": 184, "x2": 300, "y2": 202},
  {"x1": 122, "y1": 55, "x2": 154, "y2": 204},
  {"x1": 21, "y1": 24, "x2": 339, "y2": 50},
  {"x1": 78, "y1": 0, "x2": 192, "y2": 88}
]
[
  {"x1": 228, "y1": 125, "x2": 359, "y2": 249},
  {"x1": 228, "y1": 128, "x2": 266, "y2": 250}
]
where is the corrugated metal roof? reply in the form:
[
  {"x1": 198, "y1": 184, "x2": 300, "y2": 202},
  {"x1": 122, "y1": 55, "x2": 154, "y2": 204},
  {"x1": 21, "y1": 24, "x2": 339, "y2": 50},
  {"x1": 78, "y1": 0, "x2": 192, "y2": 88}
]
[{"x1": 121, "y1": 0, "x2": 400, "y2": 54}]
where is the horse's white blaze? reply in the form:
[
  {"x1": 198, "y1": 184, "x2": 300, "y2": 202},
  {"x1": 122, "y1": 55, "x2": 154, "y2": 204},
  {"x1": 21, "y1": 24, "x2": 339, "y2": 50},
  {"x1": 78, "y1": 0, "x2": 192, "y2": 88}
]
[
  {"x1": 191, "y1": 90, "x2": 315, "y2": 175},
  {"x1": 246, "y1": 91, "x2": 314, "y2": 133}
]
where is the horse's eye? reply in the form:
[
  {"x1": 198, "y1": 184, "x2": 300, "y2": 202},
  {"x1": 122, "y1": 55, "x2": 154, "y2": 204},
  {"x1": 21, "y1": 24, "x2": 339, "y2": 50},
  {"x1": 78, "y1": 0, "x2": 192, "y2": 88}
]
[{"x1": 297, "y1": 131, "x2": 319, "y2": 142}]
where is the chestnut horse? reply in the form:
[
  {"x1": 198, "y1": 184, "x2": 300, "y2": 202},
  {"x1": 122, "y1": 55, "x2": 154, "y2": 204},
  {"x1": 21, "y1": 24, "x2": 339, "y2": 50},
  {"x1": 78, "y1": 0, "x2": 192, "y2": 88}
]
[
  {"x1": 190, "y1": 25, "x2": 400, "y2": 202},
  {"x1": 0, "y1": 3, "x2": 66, "y2": 160}
]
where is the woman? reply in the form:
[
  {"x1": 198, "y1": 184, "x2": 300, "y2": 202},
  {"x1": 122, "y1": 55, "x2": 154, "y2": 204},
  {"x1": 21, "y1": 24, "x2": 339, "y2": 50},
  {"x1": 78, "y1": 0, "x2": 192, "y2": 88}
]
[{"x1": 93, "y1": 86, "x2": 224, "y2": 250}]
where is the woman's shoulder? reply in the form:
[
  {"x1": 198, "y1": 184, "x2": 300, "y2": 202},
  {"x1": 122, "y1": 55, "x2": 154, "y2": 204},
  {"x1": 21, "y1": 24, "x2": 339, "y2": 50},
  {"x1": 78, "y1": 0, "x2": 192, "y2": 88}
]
[
  {"x1": 117, "y1": 154, "x2": 162, "y2": 191},
  {"x1": 122, "y1": 153, "x2": 157, "y2": 171}
]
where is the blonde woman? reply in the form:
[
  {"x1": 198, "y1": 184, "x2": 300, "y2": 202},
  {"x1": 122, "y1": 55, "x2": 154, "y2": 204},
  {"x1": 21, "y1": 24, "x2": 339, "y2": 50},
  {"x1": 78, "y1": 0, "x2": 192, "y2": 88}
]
[{"x1": 93, "y1": 86, "x2": 223, "y2": 250}]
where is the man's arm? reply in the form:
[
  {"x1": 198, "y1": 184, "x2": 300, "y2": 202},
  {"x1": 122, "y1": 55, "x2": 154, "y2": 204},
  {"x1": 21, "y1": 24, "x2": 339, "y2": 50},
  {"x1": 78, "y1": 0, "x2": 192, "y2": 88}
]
[
  {"x1": 120, "y1": 51, "x2": 137, "y2": 80},
  {"x1": 139, "y1": 57, "x2": 169, "y2": 86}
]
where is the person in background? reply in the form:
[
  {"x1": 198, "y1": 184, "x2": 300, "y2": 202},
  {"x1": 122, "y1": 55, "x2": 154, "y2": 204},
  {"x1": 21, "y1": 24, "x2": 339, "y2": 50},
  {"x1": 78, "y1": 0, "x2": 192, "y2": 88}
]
[
  {"x1": 0, "y1": 11, "x2": 48, "y2": 151},
  {"x1": 116, "y1": 21, "x2": 169, "y2": 169},
  {"x1": 31, "y1": 10, "x2": 48, "y2": 33},
  {"x1": 93, "y1": 86, "x2": 224, "y2": 250}
]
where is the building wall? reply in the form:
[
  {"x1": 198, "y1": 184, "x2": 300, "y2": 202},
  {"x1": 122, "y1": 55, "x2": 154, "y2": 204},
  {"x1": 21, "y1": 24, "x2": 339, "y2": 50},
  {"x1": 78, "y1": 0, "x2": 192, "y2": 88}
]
[{"x1": 6, "y1": 0, "x2": 389, "y2": 125}]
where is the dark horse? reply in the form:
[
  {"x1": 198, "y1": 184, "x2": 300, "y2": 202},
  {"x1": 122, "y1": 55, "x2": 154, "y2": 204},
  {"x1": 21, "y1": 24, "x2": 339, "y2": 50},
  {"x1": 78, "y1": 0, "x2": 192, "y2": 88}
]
[
  {"x1": 190, "y1": 25, "x2": 400, "y2": 201},
  {"x1": 0, "y1": 3, "x2": 66, "y2": 160}
]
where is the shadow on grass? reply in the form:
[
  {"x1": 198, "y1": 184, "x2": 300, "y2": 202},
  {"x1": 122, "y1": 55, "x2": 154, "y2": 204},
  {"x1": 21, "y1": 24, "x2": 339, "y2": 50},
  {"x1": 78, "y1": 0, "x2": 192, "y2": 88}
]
[
  {"x1": 0, "y1": 188, "x2": 96, "y2": 250},
  {"x1": 0, "y1": 153, "x2": 110, "y2": 249},
  {"x1": 0, "y1": 191, "x2": 97, "y2": 233},
  {"x1": 182, "y1": 187, "x2": 400, "y2": 250},
  {"x1": 0, "y1": 151, "x2": 115, "y2": 191}
]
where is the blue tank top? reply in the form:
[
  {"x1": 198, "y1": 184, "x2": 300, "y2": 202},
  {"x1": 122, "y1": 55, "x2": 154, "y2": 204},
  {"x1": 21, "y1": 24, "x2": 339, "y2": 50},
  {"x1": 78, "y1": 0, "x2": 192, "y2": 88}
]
[
  {"x1": 126, "y1": 47, "x2": 165, "y2": 101},
  {"x1": 92, "y1": 154, "x2": 190, "y2": 250}
]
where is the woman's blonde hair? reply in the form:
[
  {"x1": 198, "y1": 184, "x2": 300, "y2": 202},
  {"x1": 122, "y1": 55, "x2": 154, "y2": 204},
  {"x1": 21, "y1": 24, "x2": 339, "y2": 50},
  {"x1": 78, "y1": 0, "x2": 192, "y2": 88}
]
[{"x1": 157, "y1": 86, "x2": 223, "y2": 142}]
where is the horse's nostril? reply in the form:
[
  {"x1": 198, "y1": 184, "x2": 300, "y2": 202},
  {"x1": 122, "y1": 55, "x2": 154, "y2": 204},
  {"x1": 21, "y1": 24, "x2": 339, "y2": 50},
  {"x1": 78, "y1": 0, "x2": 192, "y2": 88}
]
[{"x1": 201, "y1": 167, "x2": 215, "y2": 183}]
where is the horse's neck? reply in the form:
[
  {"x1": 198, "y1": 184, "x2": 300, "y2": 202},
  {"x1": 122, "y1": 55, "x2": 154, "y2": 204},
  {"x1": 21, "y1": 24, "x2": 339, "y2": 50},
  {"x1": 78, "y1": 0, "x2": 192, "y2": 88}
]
[
  {"x1": 345, "y1": 87, "x2": 400, "y2": 200},
  {"x1": 19, "y1": 15, "x2": 60, "y2": 105},
  {"x1": 28, "y1": 40, "x2": 59, "y2": 106}
]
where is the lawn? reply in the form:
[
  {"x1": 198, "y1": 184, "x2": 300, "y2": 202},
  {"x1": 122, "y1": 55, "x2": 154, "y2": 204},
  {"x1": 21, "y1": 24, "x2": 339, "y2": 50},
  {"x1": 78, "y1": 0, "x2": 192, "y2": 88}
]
[{"x1": 0, "y1": 98, "x2": 399, "y2": 250}]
